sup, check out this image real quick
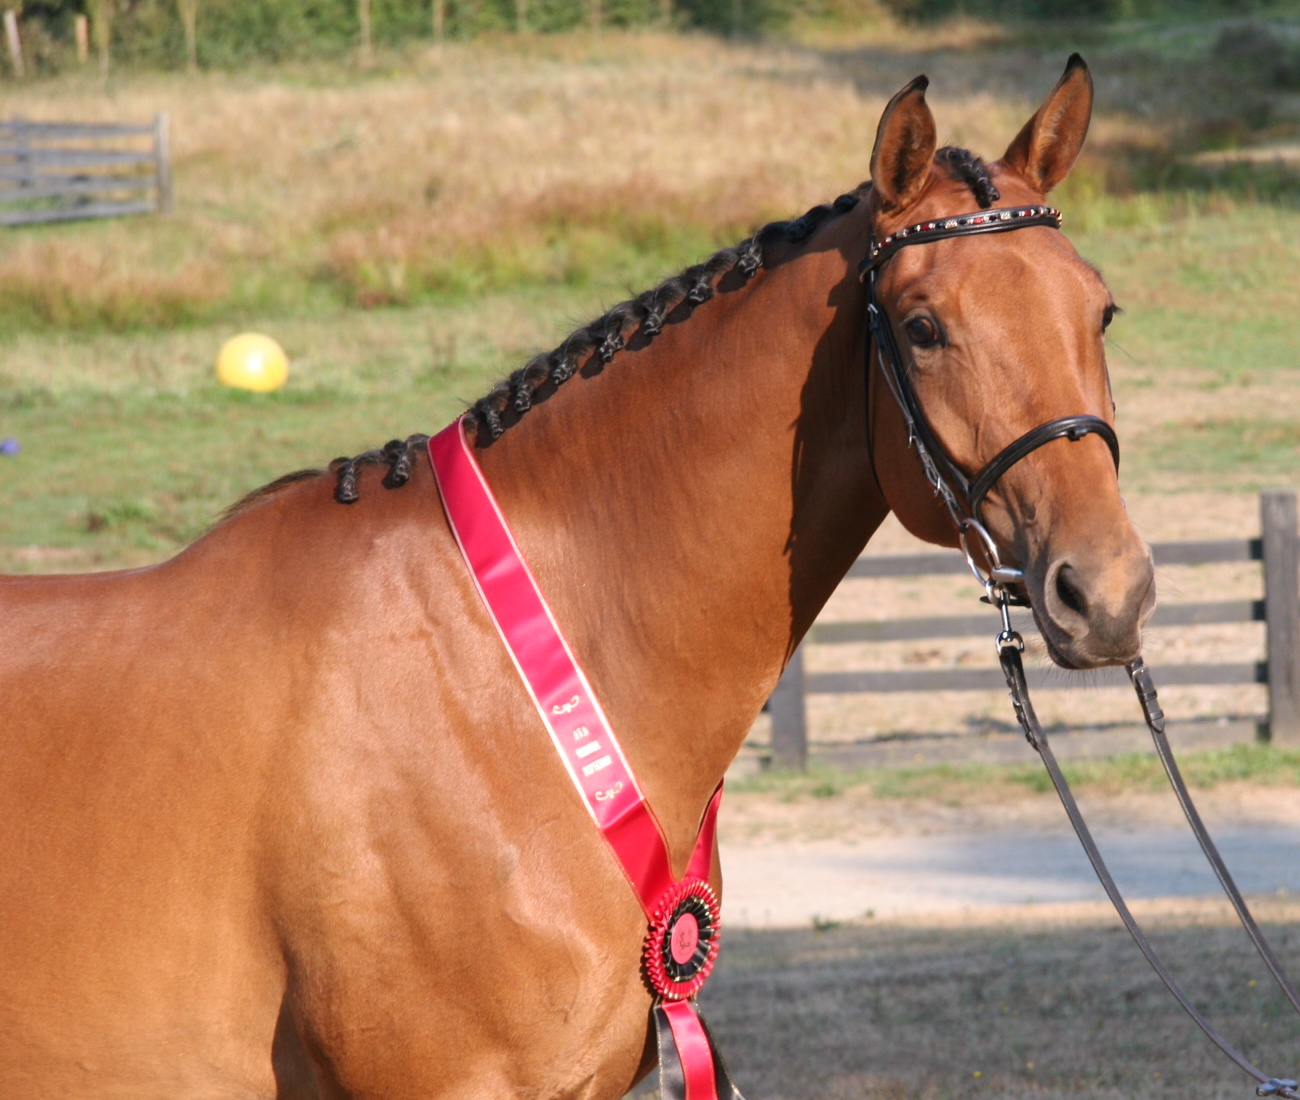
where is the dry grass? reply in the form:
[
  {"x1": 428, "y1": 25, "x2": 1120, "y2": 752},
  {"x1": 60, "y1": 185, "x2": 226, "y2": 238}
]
[
  {"x1": 0, "y1": 236, "x2": 230, "y2": 328},
  {"x1": 0, "y1": 30, "x2": 1160, "y2": 327},
  {"x1": 0, "y1": 37, "x2": 894, "y2": 323},
  {"x1": 2, "y1": 17, "x2": 1294, "y2": 332}
]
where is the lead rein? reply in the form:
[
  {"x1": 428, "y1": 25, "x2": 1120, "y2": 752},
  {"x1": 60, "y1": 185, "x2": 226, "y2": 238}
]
[
  {"x1": 859, "y1": 200, "x2": 1299, "y2": 1097},
  {"x1": 1132, "y1": 663, "x2": 1300, "y2": 1019},
  {"x1": 993, "y1": 590, "x2": 1299, "y2": 1100}
]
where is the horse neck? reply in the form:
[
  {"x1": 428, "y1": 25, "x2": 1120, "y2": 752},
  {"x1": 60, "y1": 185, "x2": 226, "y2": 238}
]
[{"x1": 474, "y1": 210, "x2": 889, "y2": 857}]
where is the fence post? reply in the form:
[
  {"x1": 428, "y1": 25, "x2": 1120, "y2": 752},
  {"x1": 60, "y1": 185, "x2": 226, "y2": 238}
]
[
  {"x1": 769, "y1": 643, "x2": 807, "y2": 771},
  {"x1": 154, "y1": 113, "x2": 172, "y2": 214},
  {"x1": 74, "y1": 14, "x2": 89, "y2": 63},
  {"x1": 3, "y1": 10, "x2": 24, "y2": 79},
  {"x1": 1262, "y1": 489, "x2": 1300, "y2": 743}
]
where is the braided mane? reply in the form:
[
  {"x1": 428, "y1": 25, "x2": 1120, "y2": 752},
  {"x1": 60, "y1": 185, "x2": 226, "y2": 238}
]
[
  {"x1": 221, "y1": 149, "x2": 996, "y2": 519},
  {"x1": 464, "y1": 147, "x2": 995, "y2": 442},
  {"x1": 464, "y1": 188, "x2": 868, "y2": 442}
]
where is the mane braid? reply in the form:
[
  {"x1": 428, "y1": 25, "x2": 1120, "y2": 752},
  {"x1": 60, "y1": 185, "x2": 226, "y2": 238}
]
[
  {"x1": 935, "y1": 147, "x2": 1000, "y2": 208},
  {"x1": 217, "y1": 433, "x2": 434, "y2": 521},
  {"x1": 330, "y1": 433, "x2": 432, "y2": 504},
  {"x1": 463, "y1": 188, "x2": 868, "y2": 444}
]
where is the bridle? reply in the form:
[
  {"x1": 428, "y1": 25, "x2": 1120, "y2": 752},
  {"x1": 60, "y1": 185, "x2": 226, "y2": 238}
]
[
  {"x1": 859, "y1": 203, "x2": 1120, "y2": 601},
  {"x1": 859, "y1": 202, "x2": 1300, "y2": 1100}
]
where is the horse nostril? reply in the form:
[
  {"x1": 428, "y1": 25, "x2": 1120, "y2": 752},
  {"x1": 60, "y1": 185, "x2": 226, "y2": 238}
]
[{"x1": 1054, "y1": 563, "x2": 1088, "y2": 618}]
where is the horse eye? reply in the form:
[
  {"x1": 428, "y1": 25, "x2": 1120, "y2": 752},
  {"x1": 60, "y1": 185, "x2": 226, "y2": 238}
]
[
  {"x1": 904, "y1": 317, "x2": 940, "y2": 347},
  {"x1": 1102, "y1": 305, "x2": 1116, "y2": 331}
]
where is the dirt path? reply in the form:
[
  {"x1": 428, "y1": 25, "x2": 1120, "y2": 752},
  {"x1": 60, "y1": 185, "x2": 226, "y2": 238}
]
[
  {"x1": 717, "y1": 785, "x2": 1300, "y2": 927},
  {"x1": 720, "y1": 825, "x2": 1300, "y2": 927}
]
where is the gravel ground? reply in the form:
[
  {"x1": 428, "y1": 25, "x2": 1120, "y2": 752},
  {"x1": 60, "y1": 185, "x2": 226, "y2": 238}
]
[{"x1": 717, "y1": 779, "x2": 1300, "y2": 927}]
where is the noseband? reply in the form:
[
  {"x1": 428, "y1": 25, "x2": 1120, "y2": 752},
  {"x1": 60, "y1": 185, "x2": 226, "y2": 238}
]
[{"x1": 858, "y1": 204, "x2": 1119, "y2": 594}]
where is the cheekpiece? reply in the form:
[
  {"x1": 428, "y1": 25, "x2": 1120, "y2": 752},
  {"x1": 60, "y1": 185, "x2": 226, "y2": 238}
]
[{"x1": 643, "y1": 879, "x2": 721, "y2": 1001}]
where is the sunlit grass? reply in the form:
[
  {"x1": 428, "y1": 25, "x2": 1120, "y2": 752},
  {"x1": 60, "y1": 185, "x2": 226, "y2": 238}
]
[
  {"x1": 2, "y1": 30, "x2": 1298, "y2": 572},
  {"x1": 1142, "y1": 418, "x2": 1300, "y2": 487},
  {"x1": 731, "y1": 743, "x2": 1300, "y2": 802}
]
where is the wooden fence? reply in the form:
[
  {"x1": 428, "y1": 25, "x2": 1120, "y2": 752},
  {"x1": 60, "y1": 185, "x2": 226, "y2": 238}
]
[
  {"x1": 0, "y1": 115, "x2": 172, "y2": 227},
  {"x1": 768, "y1": 489, "x2": 1300, "y2": 769}
]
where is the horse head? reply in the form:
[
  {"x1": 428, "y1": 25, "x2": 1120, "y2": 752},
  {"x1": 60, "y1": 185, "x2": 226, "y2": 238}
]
[{"x1": 866, "y1": 56, "x2": 1156, "y2": 670}]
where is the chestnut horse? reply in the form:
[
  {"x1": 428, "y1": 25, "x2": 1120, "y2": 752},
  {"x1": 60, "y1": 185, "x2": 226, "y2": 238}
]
[{"x1": 0, "y1": 57, "x2": 1153, "y2": 1099}]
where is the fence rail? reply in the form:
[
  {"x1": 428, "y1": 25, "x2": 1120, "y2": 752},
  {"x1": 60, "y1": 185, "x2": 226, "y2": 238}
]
[
  {"x1": 0, "y1": 115, "x2": 171, "y2": 227},
  {"x1": 769, "y1": 489, "x2": 1300, "y2": 769}
]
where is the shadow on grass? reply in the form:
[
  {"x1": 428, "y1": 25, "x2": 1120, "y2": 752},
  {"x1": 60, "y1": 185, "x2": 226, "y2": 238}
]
[{"x1": 697, "y1": 900, "x2": 1300, "y2": 1099}]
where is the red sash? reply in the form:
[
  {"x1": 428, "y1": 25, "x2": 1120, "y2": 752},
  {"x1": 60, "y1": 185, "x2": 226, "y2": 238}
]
[{"x1": 429, "y1": 420, "x2": 743, "y2": 1100}]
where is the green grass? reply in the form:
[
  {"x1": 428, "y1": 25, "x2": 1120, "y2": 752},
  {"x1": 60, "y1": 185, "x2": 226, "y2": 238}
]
[
  {"x1": 732, "y1": 744, "x2": 1300, "y2": 802},
  {"x1": 1144, "y1": 418, "x2": 1300, "y2": 485},
  {"x1": 1066, "y1": 194, "x2": 1300, "y2": 377},
  {"x1": 0, "y1": 385, "x2": 436, "y2": 563},
  {"x1": 0, "y1": 284, "x2": 609, "y2": 571},
  {"x1": 4, "y1": 193, "x2": 1298, "y2": 570}
]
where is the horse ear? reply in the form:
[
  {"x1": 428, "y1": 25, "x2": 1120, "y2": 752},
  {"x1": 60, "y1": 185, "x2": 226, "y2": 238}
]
[
  {"x1": 870, "y1": 75, "x2": 937, "y2": 214},
  {"x1": 1002, "y1": 53, "x2": 1093, "y2": 193}
]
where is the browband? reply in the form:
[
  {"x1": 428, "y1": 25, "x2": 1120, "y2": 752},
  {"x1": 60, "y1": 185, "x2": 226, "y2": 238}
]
[{"x1": 859, "y1": 204, "x2": 1062, "y2": 279}]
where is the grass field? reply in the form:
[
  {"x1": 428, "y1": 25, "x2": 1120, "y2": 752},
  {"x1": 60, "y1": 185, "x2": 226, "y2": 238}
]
[
  {"x1": 2, "y1": 13, "x2": 1298, "y2": 751},
  {"x1": 1, "y1": 21, "x2": 1294, "y2": 736},
  {"x1": 2, "y1": 20, "x2": 1299, "y2": 572}
]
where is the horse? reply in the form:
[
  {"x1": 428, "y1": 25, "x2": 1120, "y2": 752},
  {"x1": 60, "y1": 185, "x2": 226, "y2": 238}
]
[{"x1": 0, "y1": 55, "x2": 1155, "y2": 1099}]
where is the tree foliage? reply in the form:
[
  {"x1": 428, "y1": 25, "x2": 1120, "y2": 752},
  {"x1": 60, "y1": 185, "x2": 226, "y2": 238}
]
[
  {"x1": 10, "y1": 0, "x2": 1300, "y2": 72},
  {"x1": 13, "y1": 0, "x2": 798, "y2": 69}
]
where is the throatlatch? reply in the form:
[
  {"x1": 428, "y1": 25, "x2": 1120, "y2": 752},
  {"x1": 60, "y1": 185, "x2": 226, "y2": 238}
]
[
  {"x1": 429, "y1": 422, "x2": 743, "y2": 1100},
  {"x1": 865, "y1": 203, "x2": 1300, "y2": 1100}
]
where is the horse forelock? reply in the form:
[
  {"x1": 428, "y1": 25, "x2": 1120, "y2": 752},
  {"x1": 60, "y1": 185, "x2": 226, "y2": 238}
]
[{"x1": 933, "y1": 146, "x2": 1001, "y2": 209}]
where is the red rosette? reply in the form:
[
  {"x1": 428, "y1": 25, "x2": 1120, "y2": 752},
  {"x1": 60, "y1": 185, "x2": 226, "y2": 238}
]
[{"x1": 642, "y1": 878, "x2": 721, "y2": 1001}]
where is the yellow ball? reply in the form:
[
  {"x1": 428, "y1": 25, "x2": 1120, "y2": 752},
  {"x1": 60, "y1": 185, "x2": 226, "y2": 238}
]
[{"x1": 216, "y1": 333, "x2": 289, "y2": 393}]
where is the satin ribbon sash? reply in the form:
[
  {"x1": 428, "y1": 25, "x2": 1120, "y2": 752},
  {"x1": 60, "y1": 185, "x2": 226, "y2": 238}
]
[{"x1": 427, "y1": 421, "x2": 719, "y2": 912}]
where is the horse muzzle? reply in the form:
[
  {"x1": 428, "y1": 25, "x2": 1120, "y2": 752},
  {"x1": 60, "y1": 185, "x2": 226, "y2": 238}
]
[{"x1": 1031, "y1": 539, "x2": 1156, "y2": 670}]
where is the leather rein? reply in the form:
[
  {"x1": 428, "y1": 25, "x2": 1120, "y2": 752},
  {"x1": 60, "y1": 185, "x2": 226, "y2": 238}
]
[{"x1": 861, "y1": 203, "x2": 1299, "y2": 1100}]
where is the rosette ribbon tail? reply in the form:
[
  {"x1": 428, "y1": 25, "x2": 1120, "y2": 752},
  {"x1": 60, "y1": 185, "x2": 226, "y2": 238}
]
[{"x1": 655, "y1": 1000, "x2": 746, "y2": 1100}]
